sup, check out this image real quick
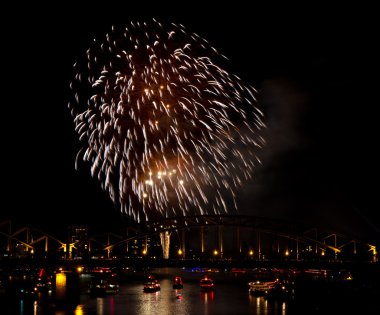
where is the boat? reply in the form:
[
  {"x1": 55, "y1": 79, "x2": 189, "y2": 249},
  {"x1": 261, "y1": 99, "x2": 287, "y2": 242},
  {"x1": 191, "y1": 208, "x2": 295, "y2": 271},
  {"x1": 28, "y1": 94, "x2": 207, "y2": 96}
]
[
  {"x1": 143, "y1": 275, "x2": 160, "y2": 292},
  {"x1": 248, "y1": 280, "x2": 276, "y2": 295},
  {"x1": 88, "y1": 274, "x2": 119, "y2": 296},
  {"x1": 89, "y1": 279, "x2": 119, "y2": 296},
  {"x1": 173, "y1": 276, "x2": 183, "y2": 289},
  {"x1": 143, "y1": 280, "x2": 160, "y2": 292},
  {"x1": 35, "y1": 268, "x2": 53, "y2": 294},
  {"x1": 265, "y1": 280, "x2": 292, "y2": 300},
  {"x1": 200, "y1": 276, "x2": 214, "y2": 290}
]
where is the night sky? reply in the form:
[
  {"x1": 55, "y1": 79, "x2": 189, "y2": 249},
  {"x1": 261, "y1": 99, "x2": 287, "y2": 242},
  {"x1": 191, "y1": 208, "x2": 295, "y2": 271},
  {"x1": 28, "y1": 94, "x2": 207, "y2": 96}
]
[{"x1": 1, "y1": 3, "x2": 378, "y2": 241}]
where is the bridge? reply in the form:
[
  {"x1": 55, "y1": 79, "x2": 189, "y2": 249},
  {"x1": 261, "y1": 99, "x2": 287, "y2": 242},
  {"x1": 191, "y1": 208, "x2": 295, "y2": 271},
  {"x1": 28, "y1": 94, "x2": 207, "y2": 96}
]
[{"x1": 0, "y1": 216, "x2": 377, "y2": 262}]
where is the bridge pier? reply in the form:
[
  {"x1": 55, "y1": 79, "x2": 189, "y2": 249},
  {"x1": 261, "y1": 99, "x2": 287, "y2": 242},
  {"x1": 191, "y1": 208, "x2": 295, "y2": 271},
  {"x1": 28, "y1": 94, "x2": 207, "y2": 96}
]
[
  {"x1": 160, "y1": 231, "x2": 171, "y2": 259},
  {"x1": 181, "y1": 229, "x2": 186, "y2": 259},
  {"x1": 200, "y1": 227, "x2": 205, "y2": 254},
  {"x1": 257, "y1": 231, "x2": 261, "y2": 260},
  {"x1": 218, "y1": 226, "x2": 223, "y2": 258},
  {"x1": 236, "y1": 227, "x2": 241, "y2": 254}
]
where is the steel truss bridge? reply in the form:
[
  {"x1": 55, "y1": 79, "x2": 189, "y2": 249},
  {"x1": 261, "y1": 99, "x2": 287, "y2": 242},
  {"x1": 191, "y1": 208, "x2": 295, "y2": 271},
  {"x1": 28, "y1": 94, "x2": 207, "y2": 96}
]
[{"x1": 0, "y1": 215, "x2": 377, "y2": 262}]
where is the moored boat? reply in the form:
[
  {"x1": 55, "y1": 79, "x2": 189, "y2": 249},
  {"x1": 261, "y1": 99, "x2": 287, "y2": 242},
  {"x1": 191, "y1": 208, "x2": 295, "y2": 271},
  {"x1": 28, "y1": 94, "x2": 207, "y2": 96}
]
[
  {"x1": 88, "y1": 274, "x2": 119, "y2": 296},
  {"x1": 248, "y1": 280, "x2": 276, "y2": 295},
  {"x1": 173, "y1": 276, "x2": 183, "y2": 289},
  {"x1": 143, "y1": 275, "x2": 160, "y2": 292},
  {"x1": 200, "y1": 276, "x2": 214, "y2": 290},
  {"x1": 265, "y1": 280, "x2": 293, "y2": 300}
]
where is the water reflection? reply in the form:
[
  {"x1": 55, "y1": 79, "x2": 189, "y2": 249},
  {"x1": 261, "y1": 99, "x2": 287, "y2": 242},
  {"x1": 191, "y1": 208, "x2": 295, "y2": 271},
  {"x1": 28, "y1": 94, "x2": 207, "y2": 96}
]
[
  {"x1": 249, "y1": 296, "x2": 266, "y2": 315},
  {"x1": 248, "y1": 294, "x2": 290, "y2": 315},
  {"x1": 55, "y1": 273, "x2": 66, "y2": 301},
  {"x1": 3, "y1": 265, "x2": 379, "y2": 315},
  {"x1": 96, "y1": 297, "x2": 104, "y2": 315},
  {"x1": 109, "y1": 296, "x2": 115, "y2": 315},
  {"x1": 12, "y1": 281, "x2": 289, "y2": 315},
  {"x1": 174, "y1": 289, "x2": 183, "y2": 302},
  {"x1": 282, "y1": 301, "x2": 286, "y2": 315},
  {"x1": 74, "y1": 304, "x2": 85, "y2": 315},
  {"x1": 200, "y1": 291, "x2": 214, "y2": 304}
]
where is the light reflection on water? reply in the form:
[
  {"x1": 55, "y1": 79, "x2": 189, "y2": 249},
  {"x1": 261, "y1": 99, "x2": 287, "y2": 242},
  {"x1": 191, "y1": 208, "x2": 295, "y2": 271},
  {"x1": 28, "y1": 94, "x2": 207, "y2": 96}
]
[
  {"x1": 96, "y1": 297, "x2": 104, "y2": 315},
  {"x1": 248, "y1": 294, "x2": 289, "y2": 315},
  {"x1": 248, "y1": 296, "x2": 267, "y2": 315},
  {"x1": 10, "y1": 277, "x2": 288, "y2": 315},
  {"x1": 74, "y1": 304, "x2": 85, "y2": 315},
  {"x1": 200, "y1": 290, "x2": 214, "y2": 304},
  {"x1": 75, "y1": 279, "x2": 285, "y2": 315},
  {"x1": 5, "y1": 267, "x2": 380, "y2": 314}
]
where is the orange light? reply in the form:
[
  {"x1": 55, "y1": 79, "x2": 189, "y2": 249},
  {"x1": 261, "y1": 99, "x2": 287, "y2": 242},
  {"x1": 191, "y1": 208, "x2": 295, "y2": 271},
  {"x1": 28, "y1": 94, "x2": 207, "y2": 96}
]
[
  {"x1": 74, "y1": 305, "x2": 84, "y2": 315},
  {"x1": 56, "y1": 273, "x2": 66, "y2": 287}
]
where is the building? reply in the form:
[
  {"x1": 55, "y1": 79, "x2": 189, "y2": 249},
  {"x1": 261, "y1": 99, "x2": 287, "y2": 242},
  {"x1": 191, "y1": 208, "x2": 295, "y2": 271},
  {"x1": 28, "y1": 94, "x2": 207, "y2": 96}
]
[{"x1": 68, "y1": 225, "x2": 89, "y2": 258}]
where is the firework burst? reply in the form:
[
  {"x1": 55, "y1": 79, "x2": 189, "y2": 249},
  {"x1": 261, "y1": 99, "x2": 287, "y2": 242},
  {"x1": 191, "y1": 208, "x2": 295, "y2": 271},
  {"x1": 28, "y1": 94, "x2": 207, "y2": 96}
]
[{"x1": 69, "y1": 19, "x2": 265, "y2": 222}]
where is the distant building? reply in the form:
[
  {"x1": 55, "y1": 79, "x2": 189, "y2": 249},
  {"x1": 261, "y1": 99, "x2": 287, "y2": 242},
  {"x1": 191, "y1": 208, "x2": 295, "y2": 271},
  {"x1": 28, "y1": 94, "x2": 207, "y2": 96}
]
[{"x1": 68, "y1": 225, "x2": 89, "y2": 258}]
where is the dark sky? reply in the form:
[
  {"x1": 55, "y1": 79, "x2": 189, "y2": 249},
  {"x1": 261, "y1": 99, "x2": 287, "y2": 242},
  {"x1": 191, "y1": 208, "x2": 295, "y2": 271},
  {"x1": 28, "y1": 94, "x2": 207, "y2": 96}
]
[{"x1": 1, "y1": 3, "x2": 378, "y2": 240}]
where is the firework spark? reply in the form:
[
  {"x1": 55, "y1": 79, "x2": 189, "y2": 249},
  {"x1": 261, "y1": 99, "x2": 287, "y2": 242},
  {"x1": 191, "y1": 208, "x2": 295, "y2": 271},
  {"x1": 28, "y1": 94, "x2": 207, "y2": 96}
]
[{"x1": 69, "y1": 19, "x2": 265, "y2": 222}]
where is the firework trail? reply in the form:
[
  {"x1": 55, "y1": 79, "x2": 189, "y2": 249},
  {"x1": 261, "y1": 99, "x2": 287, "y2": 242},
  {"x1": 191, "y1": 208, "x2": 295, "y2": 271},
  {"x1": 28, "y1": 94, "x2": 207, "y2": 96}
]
[{"x1": 69, "y1": 19, "x2": 265, "y2": 222}]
